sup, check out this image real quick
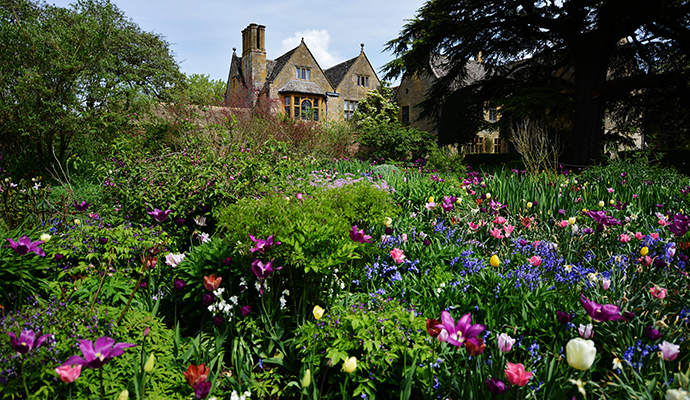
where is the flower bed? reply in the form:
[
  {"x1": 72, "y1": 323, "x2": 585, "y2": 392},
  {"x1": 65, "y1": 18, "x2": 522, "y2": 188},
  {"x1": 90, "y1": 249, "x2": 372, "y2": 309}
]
[{"x1": 1, "y1": 148, "x2": 689, "y2": 399}]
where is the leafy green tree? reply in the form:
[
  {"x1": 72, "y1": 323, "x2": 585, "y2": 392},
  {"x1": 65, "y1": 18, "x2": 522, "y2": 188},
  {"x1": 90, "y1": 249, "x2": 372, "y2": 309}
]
[
  {"x1": 174, "y1": 74, "x2": 227, "y2": 106},
  {"x1": 351, "y1": 86, "x2": 399, "y2": 130},
  {"x1": 0, "y1": 0, "x2": 184, "y2": 174},
  {"x1": 352, "y1": 86, "x2": 436, "y2": 161},
  {"x1": 384, "y1": 0, "x2": 690, "y2": 166}
]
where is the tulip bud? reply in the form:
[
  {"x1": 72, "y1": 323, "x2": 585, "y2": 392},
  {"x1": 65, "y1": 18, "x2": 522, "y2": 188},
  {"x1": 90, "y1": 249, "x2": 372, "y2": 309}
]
[
  {"x1": 343, "y1": 357, "x2": 357, "y2": 373},
  {"x1": 40, "y1": 233, "x2": 51, "y2": 242},
  {"x1": 490, "y1": 255, "x2": 500, "y2": 267},
  {"x1": 144, "y1": 354, "x2": 155, "y2": 373},
  {"x1": 301, "y1": 369, "x2": 311, "y2": 388},
  {"x1": 313, "y1": 305, "x2": 325, "y2": 320},
  {"x1": 568, "y1": 217, "x2": 576, "y2": 225},
  {"x1": 117, "y1": 390, "x2": 129, "y2": 400},
  {"x1": 641, "y1": 246, "x2": 649, "y2": 256},
  {"x1": 598, "y1": 200, "x2": 605, "y2": 208},
  {"x1": 566, "y1": 338, "x2": 597, "y2": 370}
]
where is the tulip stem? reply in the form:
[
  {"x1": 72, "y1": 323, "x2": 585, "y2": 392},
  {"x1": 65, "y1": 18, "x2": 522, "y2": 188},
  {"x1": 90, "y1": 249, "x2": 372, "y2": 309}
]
[
  {"x1": 100, "y1": 368, "x2": 105, "y2": 400},
  {"x1": 117, "y1": 273, "x2": 144, "y2": 325},
  {"x1": 20, "y1": 358, "x2": 30, "y2": 400}
]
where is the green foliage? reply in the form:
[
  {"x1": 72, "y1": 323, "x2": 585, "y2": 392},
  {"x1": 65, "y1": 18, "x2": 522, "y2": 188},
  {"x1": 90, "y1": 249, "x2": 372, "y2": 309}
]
[
  {"x1": 0, "y1": 0, "x2": 184, "y2": 174},
  {"x1": 217, "y1": 184, "x2": 397, "y2": 314},
  {"x1": 174, "y1": 74, "x2": 227, "y2": 106},
  {"x1": 357, "y1": 121, "x2": 437, "y2": 162},
  {"x1": 351, "y1": 86, "x2": 399, "y2": 130},
  {"x1": 296, "y1": 294, "x2": 433, "y2": 399},
  {"x1": 425, "y1": 145, "x2": 466, "y2": 174}
]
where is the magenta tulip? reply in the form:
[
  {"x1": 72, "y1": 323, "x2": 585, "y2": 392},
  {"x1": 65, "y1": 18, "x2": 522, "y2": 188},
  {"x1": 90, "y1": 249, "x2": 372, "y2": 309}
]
[
  {"x1": 62, "y1": 336, "x2": 136, "y2": 369},
  {"x1": 435, "y1": 310, "x2": 486, "y2": 347}
]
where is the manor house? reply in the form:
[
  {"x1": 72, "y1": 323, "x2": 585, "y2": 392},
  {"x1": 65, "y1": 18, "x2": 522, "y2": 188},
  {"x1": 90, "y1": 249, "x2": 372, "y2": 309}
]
[{"x1": 225, "y1": 23, "x2": 380, "y2": 123}]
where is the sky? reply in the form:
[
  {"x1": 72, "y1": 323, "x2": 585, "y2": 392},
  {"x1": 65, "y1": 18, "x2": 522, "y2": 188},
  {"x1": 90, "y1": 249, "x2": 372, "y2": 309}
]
[{"x1": 48, "y1": 0, "x2": 427, "y2": 85}]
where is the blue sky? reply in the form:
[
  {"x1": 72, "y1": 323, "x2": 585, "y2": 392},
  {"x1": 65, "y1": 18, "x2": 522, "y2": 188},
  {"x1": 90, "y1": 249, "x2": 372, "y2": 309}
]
[{"x1": 49, "y1": 0, "x2": 426, "y2": 85}]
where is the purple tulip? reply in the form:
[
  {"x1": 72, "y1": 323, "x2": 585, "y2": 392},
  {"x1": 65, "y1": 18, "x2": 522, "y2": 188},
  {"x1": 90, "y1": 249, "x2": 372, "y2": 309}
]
[
  {"x1": 212, "y1": 315, "x2": 223, "y2": 326},
  {"x1": 385, "y1": 227, "x2": 394, "y2": 235},
  {"x1": 193, "y1": 380, "x2": 211, "y2": 399},
  {"x1": 643, "y1": 326, "x2": 663, "y2": 340},
  {"x1": 435, "y1": 310, "x2": 486, "y2": 347},
  {"x1": 7, "y1": 330, "x2": 51, "y2": 355},
  {"x1": 223, "y1": 256, "x2": 233, "y2": 266},
  {"x1": 585, "y1": 210, "x2": 621, "y2": 229},
  {"x1": 147, "y1": 208, "x2": 172, "y2": 222},
  {"x1": 202, "y1": 292, "x2": 216, "y2": 307},
  {"x1": 241, "y1": 305, "x2": 251, "y2": 317},
  {"x1": 249, "y1": 235, "x2": 281, "y2": 253},
  {"x1": 423, "y1": 239, "x2": 431, "y2": 246},
  {"x1": 62, "y1": 336, "x2": 136, "y2": 369},
  {"x1": 54, "y1": 253, "x2": 64, "y2": 260},
  {"x1": 349, "y1": 225, "x2": 372, "y2": 243},
  {"x1": 98, "y1": 237, "x2": 108, "y2": 245},
  {"x1": 556, "y1": 311, "x2": 572, "y2": 325},
  {"x1": 580, "y1": 295, "x2": 624, "y2": 322},
  {"x1": 7, "y1": 235, "x2": 45, "y2": 257},
  {"x1": 174, "y1": 278, "x2": 186, "y2": 291},
  {"x1": 251, "y1": 259, "x2": 282, "y2": 280},
  {"x1": 176, "y1": 217, "x2": 186, "y2": 226},
  {"x1": 74, "y1": 201, "x2": 91, "y2": 211},
  {"x1": 486, "y1": 377, "x2": 507, "y2": 395}
]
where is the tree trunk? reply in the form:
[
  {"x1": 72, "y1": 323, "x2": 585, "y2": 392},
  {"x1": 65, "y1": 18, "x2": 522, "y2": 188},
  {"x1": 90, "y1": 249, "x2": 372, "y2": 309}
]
[{"x1": 562, "y1": 41, "x2": 615, "y2": 167}]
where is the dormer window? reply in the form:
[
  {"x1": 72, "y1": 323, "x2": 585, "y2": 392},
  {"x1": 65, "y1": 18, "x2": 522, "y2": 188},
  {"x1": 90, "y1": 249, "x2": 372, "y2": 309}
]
[{"x1": 296, "y1": 67, "x2": 311, "y2": 80}]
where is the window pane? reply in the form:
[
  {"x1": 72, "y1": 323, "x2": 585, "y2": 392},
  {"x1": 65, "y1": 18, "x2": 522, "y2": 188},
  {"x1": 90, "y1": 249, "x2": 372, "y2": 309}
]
[
  {"x1": 285, "y1": 106, "x2": 290, "y2": 116},
  {"x1": 294, "y1": 107, "x2": 299, "y2": 119},
  {"x1": 314, "y1": 109, "x2": 318, "y2": 121},
  {"x1": 296, "y1": 67, "x2": 300, "y2": 79},
  {"x1": 284, "y1": 97, "x2": 290, "y2": 106},
  {"x1": 366, "y1": 77, "x2": 369, "y2": 87},
  {"x1": 313, "y1": 98, "x2": 318, "y2": 108},
  {"x1": 306, "y1": 69, "x2": 311, "y2": 80}
]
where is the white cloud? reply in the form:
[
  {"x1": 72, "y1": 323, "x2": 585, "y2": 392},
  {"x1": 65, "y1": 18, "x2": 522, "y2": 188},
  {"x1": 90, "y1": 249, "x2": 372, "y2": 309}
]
[{"x1": 280, "y1": 29, "x2": 343, "y2": 69}]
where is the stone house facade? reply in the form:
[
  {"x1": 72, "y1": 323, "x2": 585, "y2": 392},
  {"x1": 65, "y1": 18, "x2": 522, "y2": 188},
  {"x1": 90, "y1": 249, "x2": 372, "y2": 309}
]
[
  {"x1": 225, "y1": 23, "x2": 380, "y2": 124},
  {"x1": 392, "y1": 57, "x2": 510, "y2": 154}
]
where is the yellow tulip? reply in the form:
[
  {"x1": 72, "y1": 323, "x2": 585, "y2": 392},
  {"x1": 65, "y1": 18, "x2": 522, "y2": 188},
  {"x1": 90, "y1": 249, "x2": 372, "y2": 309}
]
[
  {"x1": 609, "y1": 199, "x2": 615, "y2": 205},
  {"x1": 641, "y1": 247, "x2": 649, "y2": 256},
  {"x1": 568, "y1": 217, "x2": 576, "y2": 225},
  {"x1": 343, "y1": 357, "x2": 357, "y2": 373},
  {"x1": 486, "y1": 193, "x2": 491, "y2": 199},
  {"x1": 301, "y1": 369, "x2": 311, "y2": 388},
  {"x1": 526, "y1": 202, "x2": 533, "y2": 209},
  {"x1": 428, "y1": 196, "x2": 434, "y2": 203},
  {"x1": 313, "y1": 305, "x2": 325, "y2": 320},
  {"x1": 144, "y1": 354, "x2": 155, "y2": 373},
  {"x1": 117, "y1": 390, "x2": 129, "y2": 400},
  {"x1": 598, "y1": 201, "x2": 605, "y2": 208},
  {"x1": 40, "y1": 233, "x2": 51, "y2": 242},
  {"x1": 74, "y1": 219, "x2": 81, "y2": 225},
  {"x1": 490, "y1": 255, "x2": 500, "y2": 267}
]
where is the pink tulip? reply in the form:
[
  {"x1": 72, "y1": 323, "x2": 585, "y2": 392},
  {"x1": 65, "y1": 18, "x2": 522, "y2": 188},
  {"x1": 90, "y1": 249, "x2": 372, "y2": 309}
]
[
  {"x1": 659, "y1": 341, "x2": 680, "y2": 361},
  {"x1": 619, "y1": 234, "x2": 630, "y2": 243},
  {"x1": 528, "y1": 256, "x2": 541, "y2": 267},
  {"x1": 468, "y1": 222, "x2": 480, "y2": 231},
  {"x1": 497, "y1": 333, "x2": 515, "y2": 353},
  {"x1": 390, "y1": 248, "x2": 406, "y2": 264},
  {"x1": 650, "y1": 232, "x2": 660, "y2": 240},
  {"x1": 490, "y1": 227, "x2": 504, "y2": 239},
  {"x1": 650, "y1": 286, "x2": 667, "y2": 300},
  {"x1": 401, "y1": 233, "x2": 408, "y2": 242},
  {"x1": 578, "y1": 323, "x2": 594, "y2": 339},
  {"x1": 505, "y1": 362, "x2": 532, "y2": 386},
  {"x1": 55, "y1": 364, "x2": 82, "y2": 383},
  {"x1": 493, "y1": 216, "x2": 506, "y2": 224},
  {"x1": 634, "y1": 232, "x2": 644, "y2": 240},
  {"x1": 504, "y1": 225, "x2": 515, "y2": 236},
  {"x1": 601, "y1": 277, "x2": 611, "y2": 290}
]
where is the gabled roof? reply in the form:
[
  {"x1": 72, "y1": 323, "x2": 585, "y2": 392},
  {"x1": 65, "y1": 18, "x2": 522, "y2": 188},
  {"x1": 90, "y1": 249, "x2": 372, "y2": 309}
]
[
  {"x1": 278, "y1": 80, "x2": 326, "y2": 96},
  {"x1": 324, "y1": 56, "x2": 358, "y2": 89},
  {"x1": 267, "y1": 47, "x2": 298, "y2": 82}
]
